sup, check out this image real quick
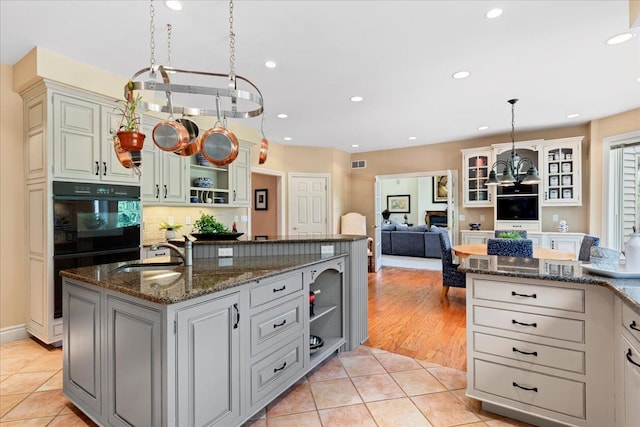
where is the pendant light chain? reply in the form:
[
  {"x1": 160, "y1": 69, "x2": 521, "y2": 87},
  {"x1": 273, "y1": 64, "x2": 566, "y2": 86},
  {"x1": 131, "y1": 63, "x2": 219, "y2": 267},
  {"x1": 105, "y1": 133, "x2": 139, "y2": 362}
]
[
  {"x1": 229, "y1": 0, "x2": 236, "y2": 87},
  {"x1": 149, "y1": 0, "x2": 156, "y2": 69}
]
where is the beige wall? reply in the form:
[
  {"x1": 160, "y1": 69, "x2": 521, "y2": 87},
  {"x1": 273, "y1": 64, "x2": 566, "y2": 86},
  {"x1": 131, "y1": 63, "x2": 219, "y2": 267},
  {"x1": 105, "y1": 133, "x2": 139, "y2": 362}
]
[
  {"x1": 1, "y1": 63, "x2": 27, "y2": 331},
  {"x1": 251, "y1": 174, "x2": 278, "y2": 236}
]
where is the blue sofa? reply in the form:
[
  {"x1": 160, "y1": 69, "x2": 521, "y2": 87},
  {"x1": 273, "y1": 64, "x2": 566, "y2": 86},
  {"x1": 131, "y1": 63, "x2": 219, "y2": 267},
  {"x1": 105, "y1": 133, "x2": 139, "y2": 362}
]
[{"x1": 381, "y1": 223, "x2": 442, "y2": 258}]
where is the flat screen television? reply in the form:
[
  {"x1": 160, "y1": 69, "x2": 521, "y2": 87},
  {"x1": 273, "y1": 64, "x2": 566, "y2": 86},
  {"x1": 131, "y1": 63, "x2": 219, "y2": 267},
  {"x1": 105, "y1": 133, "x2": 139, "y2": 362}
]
[{"x1": 496, "y1": 196, "x2": 539, "y2": 221}]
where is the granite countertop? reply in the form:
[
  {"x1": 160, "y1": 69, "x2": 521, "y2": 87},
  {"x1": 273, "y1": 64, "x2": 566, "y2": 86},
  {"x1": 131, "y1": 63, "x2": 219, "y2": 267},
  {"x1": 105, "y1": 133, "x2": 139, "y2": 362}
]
[
  {"x1": 459, "y1": 255, "x2": 640, "y2": 315},
  {"x1": 143, "y1": 234, "x2": 367, "y2": 247},
  {"x1": 60, "y1": 254, "x2": 345, "y2": 305}
]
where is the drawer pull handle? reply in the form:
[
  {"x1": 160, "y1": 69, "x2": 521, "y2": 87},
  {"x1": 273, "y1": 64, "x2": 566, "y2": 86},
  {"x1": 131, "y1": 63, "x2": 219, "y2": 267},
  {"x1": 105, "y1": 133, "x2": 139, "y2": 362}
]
[
  {"x1": 627, "y1": 349, "x2": 640, "y2": 368},
  {"x1": 512, "y1": 382, "x2": 538, "y2": 392},
  {"x1": 630, "y1": 320, "x2": 640, "y2": 332},
  {"x1": 512, "y1": 319, "x2": 537, "y2": 327},
  {"x1": 273, "y1": 285, "x2": 286, "y2": 293},
  {"x1": 233, "y1": 303, "x2": 240, "y2": 329},
  {"x1": 273, "y1": 361, "x2": 287, "y2": 373},
  {"x1": 512, "y1": 347, "x2": 538, "y2": 356},
  {"x1": 511, "y1": 291, "x2": 537, "y2": 298},
  {"x1": 273, "y1": 319, "x2": 287, "y2": 328}
]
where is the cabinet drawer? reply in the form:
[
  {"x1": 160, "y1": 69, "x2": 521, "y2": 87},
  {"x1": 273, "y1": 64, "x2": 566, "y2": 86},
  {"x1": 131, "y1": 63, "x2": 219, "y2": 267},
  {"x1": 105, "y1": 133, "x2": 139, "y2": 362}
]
[
  {"x1": 472, "y1": 279, "x2": 585, "y2": 313},
  {"x1": 621, "y1": 302, "x2": 640, "y2": 346},
  {"x1": 250, "y1": 335, "x2": 304, "y2": 405},
  {"x1": 473, "y1": 332, "x2": 585, "y2": 374},
  {"x1": 473, "y1": 306, "x2": 584, "y2": 343},
  {"x1": 473, "y1": 359, "x2": 585, "y2": 419},
  {"x1": 250, "y1": 272, "x2": 303, "y2": 308},
  {"x1": 251, "y1": 295, "x2": 304, "y2": 356}
]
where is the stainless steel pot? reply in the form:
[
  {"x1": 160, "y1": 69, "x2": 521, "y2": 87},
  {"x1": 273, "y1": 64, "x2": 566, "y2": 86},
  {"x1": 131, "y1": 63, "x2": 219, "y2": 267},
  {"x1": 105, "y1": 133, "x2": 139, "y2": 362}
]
[{"x1": 200, "y1": 96, "x2": 239, "y2": 166}]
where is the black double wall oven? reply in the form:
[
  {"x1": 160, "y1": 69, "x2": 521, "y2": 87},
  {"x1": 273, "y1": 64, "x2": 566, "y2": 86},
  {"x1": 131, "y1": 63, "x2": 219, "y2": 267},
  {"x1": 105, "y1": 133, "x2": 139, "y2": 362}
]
[{"x1": 53, "y1": 181, "x2": 141, "y2": 318}]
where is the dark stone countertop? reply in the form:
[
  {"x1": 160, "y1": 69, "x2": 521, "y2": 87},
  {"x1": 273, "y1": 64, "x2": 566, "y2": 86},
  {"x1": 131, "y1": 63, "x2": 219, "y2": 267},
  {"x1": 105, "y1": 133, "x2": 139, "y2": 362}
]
[
  {"x1": 60, "y1": 254, "x2": 346, "y2": 305},
  {"x1": 459, "y1": 255, "x2": 640, "y2": 315},
  {"x1": 144, "y1": 234, "x2": 367, "y2": 247}
]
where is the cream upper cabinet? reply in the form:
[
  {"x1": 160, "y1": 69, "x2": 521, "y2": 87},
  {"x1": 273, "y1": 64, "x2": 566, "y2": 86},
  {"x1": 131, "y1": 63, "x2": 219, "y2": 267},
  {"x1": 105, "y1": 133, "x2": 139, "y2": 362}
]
[
  {"x1": 461, "y1": 148, "x2": 493, "y2": 207},
  {"x1": 230, "y1": 142, "x2": 251, "y2": 206},
  {"x1": 52, "y1": 92, "x2": 139, "y2": 184},
  {"x1": 541, "y1": 136, "x2": 583, "y2": 206}
]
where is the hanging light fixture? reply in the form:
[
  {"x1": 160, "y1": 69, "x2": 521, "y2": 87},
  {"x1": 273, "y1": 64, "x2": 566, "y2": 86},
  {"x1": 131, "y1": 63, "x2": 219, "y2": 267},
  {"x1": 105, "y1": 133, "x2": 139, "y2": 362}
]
[
  {"x1": 485, "y1": 99, "x2": 541, "y2": 187},
  {"x1": 125, "y1": 0, "x2": 265, "y2": 161}
]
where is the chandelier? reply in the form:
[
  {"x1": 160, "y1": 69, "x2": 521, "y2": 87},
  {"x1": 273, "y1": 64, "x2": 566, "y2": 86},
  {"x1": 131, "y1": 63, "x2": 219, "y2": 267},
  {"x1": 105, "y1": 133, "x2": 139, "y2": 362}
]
[
  {"x1": 125, "y1": 0, "x2": 266, "y2": 165},
  {"x1": 485, "y1": 99, "x2": 541, "y2": 187}
]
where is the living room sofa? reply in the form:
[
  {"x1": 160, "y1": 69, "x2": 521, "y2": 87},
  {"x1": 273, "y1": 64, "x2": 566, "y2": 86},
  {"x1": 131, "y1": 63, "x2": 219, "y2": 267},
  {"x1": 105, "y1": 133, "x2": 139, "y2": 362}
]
[{"x1": 381, "y1": 223, "x2": 443, "y2": 258}]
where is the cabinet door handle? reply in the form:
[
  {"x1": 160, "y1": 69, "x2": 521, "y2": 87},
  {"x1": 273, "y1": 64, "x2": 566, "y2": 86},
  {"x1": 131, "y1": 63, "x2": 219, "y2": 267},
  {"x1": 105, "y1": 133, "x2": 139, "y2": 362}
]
[
  {"x1": 512, "y1": 319, "x2": 537, "y2": 327},
  {"x1": 272, "y1": 285, "x2": 286, "y2": 293},
  {"x1": 273, "y1": 319, "x2": 287, "y2": 329},
  {"x1": 630, "y1": 320, "x2": 640, "y2": 332},
  {"x1": 155, "y1": 184, "x2": 160, "y2": 199},
  {"x1": 163, "y1": 184, "x2": 168, "y2": 198},
  {"x1": 512, "y1": 382, "x2": 538, "y2": 392},
  {"x1": 627, "y1": 349, "x2": 640, "y2": 368},
  {"x1": 233, "y1": 303, "x2": 240, "y2": 329},
  {"x1": 103, "y1": 161, "x2": 107, "y2": 175},
  {"x1": 512, "y1": 291, "x2": 537, "y2": 298},
  {"x1": 513, "y1": 347, "x2": 538, "y2": 356},
  {"x1": 233, "y1": 189, "x2": 236, "y2": 201},
  {"x1": 95, "y1": 161, "x2": 100, "y2": 175},
  {"x1": 273, "y1": 361, "x2": 287, "y2": 373}
]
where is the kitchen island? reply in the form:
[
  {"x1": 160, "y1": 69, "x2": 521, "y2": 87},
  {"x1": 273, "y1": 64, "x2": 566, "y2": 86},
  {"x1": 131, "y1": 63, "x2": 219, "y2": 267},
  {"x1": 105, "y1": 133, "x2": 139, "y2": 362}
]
[
  {"x1": 460, "y1": 255, "x2": 640, "y2": 427},
  {"x1": 61, "y1": 235, "x2": 369, "y2": 427}
]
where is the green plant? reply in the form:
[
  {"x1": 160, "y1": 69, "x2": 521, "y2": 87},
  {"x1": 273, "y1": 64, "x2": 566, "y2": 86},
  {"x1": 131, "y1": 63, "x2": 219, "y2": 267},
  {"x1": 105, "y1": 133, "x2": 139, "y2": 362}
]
[
  {"x1": 110, "y1": 81, "x2": 142, "y2": 137},
  {"x1": 498, "y1": 231, "x2": 523, "y2": 239},
  {"x1": 193, "y1": 212, "x2": 229, "y2": 234},
  {"x1": 158, "y1": 221, "x2": 182, "y2": 231}
]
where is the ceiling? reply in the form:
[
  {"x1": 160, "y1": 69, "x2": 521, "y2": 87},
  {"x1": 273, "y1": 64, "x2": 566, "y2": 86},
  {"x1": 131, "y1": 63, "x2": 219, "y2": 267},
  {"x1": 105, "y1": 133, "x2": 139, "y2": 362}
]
[{"x1": 1, "y1": 1, "x2": 638, "y2": 153}]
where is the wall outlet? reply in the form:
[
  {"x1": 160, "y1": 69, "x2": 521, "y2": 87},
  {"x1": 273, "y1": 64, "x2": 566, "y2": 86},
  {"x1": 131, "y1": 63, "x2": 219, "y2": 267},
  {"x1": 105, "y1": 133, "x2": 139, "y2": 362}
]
[
  {"x1": 218, "y1": 248, "x2": 233, "y2": 257},
  {"x1": 168, "y1": 216, "x2": 175, "y2": 225},
  {"x1": 234, "y1": 215, "x2": 239, "y2": 222},
  {"x1": 480, "y1": 215, "x2": 485, "y2": 221},
  {"x1": 459, "y1": 214, "x2": 465, "y2": 221},
  {"x1": 218, "y1": 258, "x2": 233, "y2": 267},
  {"x1": 321, "y1": 245, "x2": 334, "y2": 255},
  {"x1": 552, "y1": 214, "x2": 559, "y2": 222},
  {"x1": 185, "y1": 216, "x2": 191, "y2": 225},
  {"x1": 240, "y1": 215, "x2": 248, "y2": 222}
]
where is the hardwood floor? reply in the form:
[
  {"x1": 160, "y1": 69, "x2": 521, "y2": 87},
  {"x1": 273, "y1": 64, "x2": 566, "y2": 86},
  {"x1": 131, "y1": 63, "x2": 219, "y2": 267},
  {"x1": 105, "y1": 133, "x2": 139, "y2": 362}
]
[{"x1": 364, "y1": 266, "x2": 468, "y2": 371}]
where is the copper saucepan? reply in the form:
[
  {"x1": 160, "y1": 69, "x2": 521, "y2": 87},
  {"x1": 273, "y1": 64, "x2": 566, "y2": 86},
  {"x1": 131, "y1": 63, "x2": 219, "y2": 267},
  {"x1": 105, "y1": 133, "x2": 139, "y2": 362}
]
[
  {"x1": 200, "y1": 95, "x2": 239, "y2": 166},
  {"x1": 114, "y1": 137, "x2": 141, "y2": 176},
  {"x1": 152, "y1": 66, "x2": 190, "y2": 152},
  {"x1": 258, "y1": 137, "x2": 268, "y2": 164},
  {"x1": 174, "y1": 117, "x2": 201, "y2": 156}
]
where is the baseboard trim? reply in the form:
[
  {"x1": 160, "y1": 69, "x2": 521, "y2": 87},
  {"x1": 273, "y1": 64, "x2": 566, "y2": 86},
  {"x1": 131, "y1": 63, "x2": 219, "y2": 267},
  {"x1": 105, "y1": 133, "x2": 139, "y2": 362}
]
[{"x1": 0, "y1": 324, "x2": 29, "y2": 344}]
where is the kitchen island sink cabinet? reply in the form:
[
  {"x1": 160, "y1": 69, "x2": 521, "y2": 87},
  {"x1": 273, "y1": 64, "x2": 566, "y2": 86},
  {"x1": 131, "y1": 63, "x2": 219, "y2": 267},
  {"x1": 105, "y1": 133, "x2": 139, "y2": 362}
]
[{"x1": 62, "y1": 253, "x2": 349, "y2": 427}]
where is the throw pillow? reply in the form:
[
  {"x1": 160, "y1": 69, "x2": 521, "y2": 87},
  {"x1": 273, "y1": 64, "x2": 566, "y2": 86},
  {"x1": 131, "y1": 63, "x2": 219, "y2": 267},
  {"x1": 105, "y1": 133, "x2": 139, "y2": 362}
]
[
  {"x1": 381, "y1": 224, "x2": 396, "y2": 231},
  {"x1": 408, "y1": 224, "x2": 428, "y2": 232},
  {"x1": 395, "y1": 224, "x2": 409, "y2": 230}
]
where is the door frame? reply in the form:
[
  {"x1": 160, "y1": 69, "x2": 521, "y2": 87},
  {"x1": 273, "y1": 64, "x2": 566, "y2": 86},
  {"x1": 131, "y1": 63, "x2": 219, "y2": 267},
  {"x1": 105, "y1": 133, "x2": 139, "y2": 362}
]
[
  {"x1": 251, "y1": 167, "x2": 286, "y2": 236},
  {"x1": 287, "y1": 172, "x2": 331, "y2": 235}
]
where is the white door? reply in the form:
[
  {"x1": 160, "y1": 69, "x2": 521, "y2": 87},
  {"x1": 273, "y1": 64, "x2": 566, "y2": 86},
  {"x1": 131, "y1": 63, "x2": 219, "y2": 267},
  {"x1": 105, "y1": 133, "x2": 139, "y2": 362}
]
[
  {"x1": 374, "y1": 177, "x2": 382, "y2": 271},
  {"x1": 288, "y1": 174, "x2": 329, "y2": 236},
  {"x1": 447, "y1": 169, "x2": 459, "y2": 246}
]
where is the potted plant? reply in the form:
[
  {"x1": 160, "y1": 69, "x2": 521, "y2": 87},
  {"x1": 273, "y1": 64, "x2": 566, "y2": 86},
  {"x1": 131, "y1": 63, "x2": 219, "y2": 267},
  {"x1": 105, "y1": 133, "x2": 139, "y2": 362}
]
[
  {"x1": 111, "y1": 80, "x2": 145, "y2": 151},
  {"x1": 159, "y1": 222, "x2": 183, "y2": 240},
  {"x1": 497, "y1": 231, "x2": 524, "y2": 239},
  {"x1": 193, "y1": 212, "x2": 229, "y2": 234}
]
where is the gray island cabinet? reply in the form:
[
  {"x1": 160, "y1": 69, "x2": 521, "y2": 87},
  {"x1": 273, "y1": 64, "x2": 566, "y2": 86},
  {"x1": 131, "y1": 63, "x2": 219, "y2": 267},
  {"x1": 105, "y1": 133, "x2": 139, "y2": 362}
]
[{"x1": 61, "y1": 248, "x2": 356, "y2": 427}]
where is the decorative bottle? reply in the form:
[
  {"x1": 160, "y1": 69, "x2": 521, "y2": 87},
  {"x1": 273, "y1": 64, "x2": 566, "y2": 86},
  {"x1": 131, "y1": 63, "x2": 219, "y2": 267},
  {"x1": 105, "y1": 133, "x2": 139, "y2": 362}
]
[{"x1": 624, "y1": 226, "x2": 640, "y2": 272}]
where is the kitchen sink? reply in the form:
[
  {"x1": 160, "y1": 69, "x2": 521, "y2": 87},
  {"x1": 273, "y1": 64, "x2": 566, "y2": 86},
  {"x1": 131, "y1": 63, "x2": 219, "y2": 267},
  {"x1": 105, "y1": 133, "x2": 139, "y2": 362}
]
[{"x1": 113, "y1": 261, "x2": 182, "y2": 273}]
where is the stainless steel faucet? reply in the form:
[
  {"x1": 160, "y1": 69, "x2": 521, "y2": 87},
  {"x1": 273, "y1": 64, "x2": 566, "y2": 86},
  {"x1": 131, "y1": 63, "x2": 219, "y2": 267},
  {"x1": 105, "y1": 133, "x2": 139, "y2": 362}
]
[{"x1": 151, "y1": 236, "x2": 192, "y2": 266}]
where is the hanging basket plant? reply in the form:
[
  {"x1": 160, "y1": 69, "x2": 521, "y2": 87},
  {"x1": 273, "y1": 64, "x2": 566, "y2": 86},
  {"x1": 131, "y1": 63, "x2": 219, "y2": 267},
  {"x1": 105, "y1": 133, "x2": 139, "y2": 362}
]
[{"x1": 110, "y1": 81, "x2": 145, "y2": 152}]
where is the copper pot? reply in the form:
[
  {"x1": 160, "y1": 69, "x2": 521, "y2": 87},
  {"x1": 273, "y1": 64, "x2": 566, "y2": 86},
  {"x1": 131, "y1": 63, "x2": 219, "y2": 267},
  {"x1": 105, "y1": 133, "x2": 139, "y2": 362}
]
[
  {"x1": 152, "y1": 66, "x2": 190, "y2": 152},
  {"x1": 113, "y1": 137, "x2": 141, "y2": 175},
  {"x1": 200, "y1": 95, "x2": 239, "y2": 166},
  {"x1": 258, "y1": 137, "x2": 268, "y2": 165},
  {"x1": 174, "y1": 118, "x2": 201, "y2": 156}
]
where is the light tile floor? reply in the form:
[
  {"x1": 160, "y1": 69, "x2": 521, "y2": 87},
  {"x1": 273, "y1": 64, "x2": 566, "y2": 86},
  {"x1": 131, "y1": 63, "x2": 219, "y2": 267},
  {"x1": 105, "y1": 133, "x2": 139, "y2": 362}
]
[{"x1": 1, "y1": 338, "x2": 532, "y2": 427}]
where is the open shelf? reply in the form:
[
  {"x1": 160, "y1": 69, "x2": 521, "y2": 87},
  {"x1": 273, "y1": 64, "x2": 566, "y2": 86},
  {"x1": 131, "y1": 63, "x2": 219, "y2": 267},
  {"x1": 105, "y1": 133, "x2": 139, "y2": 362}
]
[
  {"x1": 309, "y1": 336, "x2": 346, "y2": 369},
  {"x1": 310, "y1": 305, "x2": 337, "y2": 323}
]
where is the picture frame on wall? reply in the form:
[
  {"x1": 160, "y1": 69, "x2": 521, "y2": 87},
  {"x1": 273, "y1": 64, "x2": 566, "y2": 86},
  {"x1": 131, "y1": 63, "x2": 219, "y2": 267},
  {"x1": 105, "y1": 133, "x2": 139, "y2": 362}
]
[
  {"x1": 433, "y1": 175, "x2": 448, "y2": 203},
  {"x1": 255, "y1": 189, "x2": 268, "y2": 210},
  {"x1": 387, "y1": 194, "x2": 410, "y2": 213}
]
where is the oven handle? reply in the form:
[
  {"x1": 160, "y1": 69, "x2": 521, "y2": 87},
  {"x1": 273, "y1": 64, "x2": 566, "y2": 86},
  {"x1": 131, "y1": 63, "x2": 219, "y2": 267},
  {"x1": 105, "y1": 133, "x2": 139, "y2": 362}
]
[
  {"x1": 53, "y1": 195, "x2": 140, "y2": 201},
  {"x1": 54, "y1": 247, "x2": 140, "y2": 259}
]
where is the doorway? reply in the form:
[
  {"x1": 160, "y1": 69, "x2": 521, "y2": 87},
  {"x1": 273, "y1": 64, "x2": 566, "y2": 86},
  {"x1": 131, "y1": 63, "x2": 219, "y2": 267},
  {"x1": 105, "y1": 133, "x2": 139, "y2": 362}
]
[{"x1": 251, "y1": 168, "x2": 285, "y2": 237}]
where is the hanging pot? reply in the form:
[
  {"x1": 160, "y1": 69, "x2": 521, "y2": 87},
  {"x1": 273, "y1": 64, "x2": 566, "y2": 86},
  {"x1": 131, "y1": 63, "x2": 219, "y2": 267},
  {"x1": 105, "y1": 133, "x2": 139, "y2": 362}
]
[
  {"x1": 258, "y1": 137, "x2": 268, "y2": 165},
  {"x1": 117, "y1": 130, "x2": 146, "y2": 152},
  {"x1": 200, "y1": 95, "x2": 239, "y2": 166},
  {"x1": 114, "y1": 137, "x2": 141, "y2": 175},
  {"x1": 174, "y1": 117, "x2": 201, "y2": 156},
  {"x1": 152, "y1": 66, "x2": 190, "y2": 152}
]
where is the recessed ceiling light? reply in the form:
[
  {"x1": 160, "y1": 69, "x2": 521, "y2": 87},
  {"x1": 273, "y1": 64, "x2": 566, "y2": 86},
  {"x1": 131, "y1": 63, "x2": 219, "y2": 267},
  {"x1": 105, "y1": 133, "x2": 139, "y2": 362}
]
[
  {"x1": 350, "y1": 96, "x2": 364, "y2": 102},
  {"x1": 636, "y1": 77, "x2": 640, "y2": 82},
  {"x1": 276, "y1": 113, "x2": 288, "y2": 119},
  {"x1": 478, "y1": 126, "x2": 489, "y2": 131},
  {"x1": 284, "y1": 137, "x2": 292, "y2": 141},
  {"x1": 452, "y1": 70, "x2": 470, "y2": 79},
  {"x1": 408, "y1": 136, "x2": 417, "y2": 140},
  {"x1": 486, "y1": 8, "x2": 503, "y2": 19},
  {"x1": 264, "y1": 60, "x2": 277, "y2": 68},
  {"x1": 606, "y1": 32, "x2": 634, "y2": 45},
  {"x1": 165, "y1": 1, "x2": 183, "y2": 11},
  {"x1": 352, "y1": 144, "x2": 359, "y2": 148},
  {"x1": 566, "y1": 113, "x2": 581, "y2": 119}
]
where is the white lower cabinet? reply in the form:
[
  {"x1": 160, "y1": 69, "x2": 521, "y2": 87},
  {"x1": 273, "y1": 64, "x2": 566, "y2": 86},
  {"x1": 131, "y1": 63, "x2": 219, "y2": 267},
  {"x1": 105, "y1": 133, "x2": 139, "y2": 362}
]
[
  {"x1": 466, "y1": 274, "x2": 614, "y2": 427},
  {"x1": 615, "y1": 298, "x2": 640, "y2": 427},
  {"x1": 461, "y1": 231, "x2": 493, "y2": 245},
  {"x1": 545, "y1": 233, "x2": 584, "y2": 256}
]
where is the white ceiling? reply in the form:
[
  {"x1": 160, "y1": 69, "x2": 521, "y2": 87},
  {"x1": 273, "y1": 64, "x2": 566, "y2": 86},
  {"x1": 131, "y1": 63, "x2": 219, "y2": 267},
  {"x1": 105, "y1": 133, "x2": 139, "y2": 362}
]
[{"x1": 1, "y1": 0, "x2": 638, "y2": 153}]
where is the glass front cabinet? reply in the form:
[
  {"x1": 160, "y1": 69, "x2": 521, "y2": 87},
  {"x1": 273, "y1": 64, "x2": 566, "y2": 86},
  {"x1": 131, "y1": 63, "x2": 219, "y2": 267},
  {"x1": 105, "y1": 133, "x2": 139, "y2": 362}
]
[
  {"x1": 462, "y1": 149, "x2": 493, "y2": 207},
  {"x1": 541, "y1": 136, "x2": 583, "y2": 206}
]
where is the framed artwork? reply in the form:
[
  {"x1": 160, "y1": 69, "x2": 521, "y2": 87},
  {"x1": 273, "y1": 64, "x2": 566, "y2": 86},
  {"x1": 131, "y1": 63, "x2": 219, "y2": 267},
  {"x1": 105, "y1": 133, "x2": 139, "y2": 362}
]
[
  {"x1": 433, "y1": 175, "x2": 448, "y2": 203},
  {"x1": 387, "y1": 194, "x2": 410, "y2": 213},
  {"x1": 255, "y1": 189, "x2": 268, "y2": 210}
]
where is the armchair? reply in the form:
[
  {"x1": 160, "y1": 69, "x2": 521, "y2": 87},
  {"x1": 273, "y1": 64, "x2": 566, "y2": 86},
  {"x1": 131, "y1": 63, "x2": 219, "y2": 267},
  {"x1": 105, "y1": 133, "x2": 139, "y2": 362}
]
[
  {"x1": 433, "y1": 226, "x2": 466, "y2": 298},
  {"x1": 341, "y1": 212, "x2": 374, "y2": 271}
]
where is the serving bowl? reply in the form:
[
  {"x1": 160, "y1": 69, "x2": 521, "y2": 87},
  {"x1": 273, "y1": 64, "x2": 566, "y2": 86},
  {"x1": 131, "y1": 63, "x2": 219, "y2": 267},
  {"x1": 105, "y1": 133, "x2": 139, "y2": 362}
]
[
  {"x1": 469, "y1": 223, "x2": 481, "y2": 231},
  {"x1": 193, "y1": 177, "x2": 213, "y2": 188},
  {"x1": 589, "y1": 246, "x2": 621, "y2": 270},
  {"x1": 310, "y1": 335, "x2": 324, "y2": 353}
]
